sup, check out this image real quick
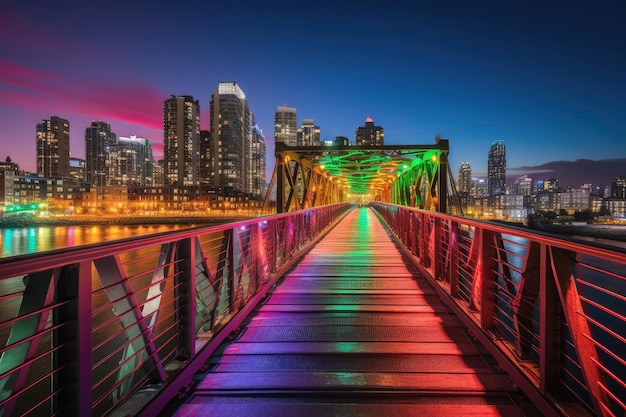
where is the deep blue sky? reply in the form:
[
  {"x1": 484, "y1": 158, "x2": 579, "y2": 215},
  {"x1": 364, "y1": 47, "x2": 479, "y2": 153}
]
[{"x1": 1, "y1": 1, "x2": 625, "y2": 187}]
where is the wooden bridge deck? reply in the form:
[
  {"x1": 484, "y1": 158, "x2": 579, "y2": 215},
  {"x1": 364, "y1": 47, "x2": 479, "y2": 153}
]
[{"x1": 168, "y1": 207, "x2": 539, "y2": 416}]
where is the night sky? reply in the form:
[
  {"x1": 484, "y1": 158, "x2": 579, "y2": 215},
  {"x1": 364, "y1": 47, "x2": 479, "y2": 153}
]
[{"x1": 1, "y1": 1, "x2": 625, "y2": 188}]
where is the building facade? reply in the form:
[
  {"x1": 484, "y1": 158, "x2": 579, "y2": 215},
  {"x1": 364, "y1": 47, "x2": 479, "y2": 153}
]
[
  {"x1": 611, "y1": 176, "x2": 626, "y2": 199},
  {"x1": 0, "y1": 168, "x2": 16, "y2": 205},
  {"x1": 36, "y1": 116, "x2": 70, "y2": 179},
  {"x1": 457, "y1": 162, "x2": 472, "y2": 194},
  {"x1": 69, "y1": 158, "x2": 86, "y2": 181},
  {"x1": 297, "y1": 119, "x2": 320, "y2": 146},
  {"x1": 164, "y1": 95, "x2": 201, "y2": 187},
  {"x1": 110, "y1": 136, "x2": 154, "y2": 186},
  {"x1": 250, "y1": 118, "x2": 267, "y2": 199},
  {"x1": 85, "y1": 121, "x2": 116, "y2": 186},
  {"x1": 512, "y1": 175, "x2": 534, "y2": 196},
  {"x1": 560, "y1": 188, "x2": 590, "y2": 212},
  {"x1": 199, "y1": 130, "x2": 212, "y2": 186},
  {"x1": 210, "y1": 82, "x2": 251, "y2": 194},
  {"x1": 355, "y1": 117, "x2": 384, "y2": 146},
  {"x1": 274, "y1": 106, "x2": 297, "y2": 146}
]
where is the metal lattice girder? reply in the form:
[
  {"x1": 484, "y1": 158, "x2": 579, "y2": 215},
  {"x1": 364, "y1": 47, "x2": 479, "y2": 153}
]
[
  {"x1": 93, "y1": 255, "x2": 168, "y2": 402},
  {"x1": 0, "y1": 269, "x2": 60, "y2": 417},
  {"x1": 272, "y1": 137, "x2": 449, "y2": 212}
]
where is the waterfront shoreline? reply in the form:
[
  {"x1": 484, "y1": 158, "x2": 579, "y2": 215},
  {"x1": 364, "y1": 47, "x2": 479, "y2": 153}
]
[
  {"x1": 530, "y1": 224, "x2": 626, "y2": 243},
  {"x1": 0, "y1": 215, "x2": 251, "y2": 229}
]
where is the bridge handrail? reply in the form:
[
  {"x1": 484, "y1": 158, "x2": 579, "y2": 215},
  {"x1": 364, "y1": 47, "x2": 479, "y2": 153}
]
[
  {"x1": 0, "y1": 203, "x2": 354, "y2": 417},
  {"x1": 371, "y1": 202, "x2": 625, "y2": 417}
]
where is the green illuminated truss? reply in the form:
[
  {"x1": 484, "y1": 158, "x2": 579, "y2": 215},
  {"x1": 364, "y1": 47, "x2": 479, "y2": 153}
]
[{"x1": 267, "y1": 137, "x2": 449, "y2": 213}]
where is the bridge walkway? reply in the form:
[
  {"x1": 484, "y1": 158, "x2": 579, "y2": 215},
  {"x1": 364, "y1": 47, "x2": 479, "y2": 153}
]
[{"x1": 167, "y1": 207, "x2": 539, "y2": 416}]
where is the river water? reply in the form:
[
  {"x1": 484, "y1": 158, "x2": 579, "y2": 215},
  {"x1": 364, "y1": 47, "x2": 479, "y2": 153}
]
[{"x1": 0, "y1": 224, "x2": 198, "y2": 258}]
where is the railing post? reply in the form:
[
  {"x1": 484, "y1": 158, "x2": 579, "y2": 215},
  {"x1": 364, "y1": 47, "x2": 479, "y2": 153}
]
[
  {"x1": 177, "y1": 238, "x2": 197, "y2": 358},
  {"x1": 276, "y1": 154, "x2": 284, "y2": 213},
  {"x1": 433, "y1": 217, "x2": 442, "y2": 280},
  {"x1": 539, "y1": 243, "x2": 559, "y2": 393},
  {"x1": 479, "y1": 229, "x2": 498, "y2": 330},
  {"x1": 438, "y1": 151, "x2": 448, "y2": 213},
  {"x1": 55, "y1": 261, "x2": 92, "y2": 417},
  {"x1": 227, "y1": 228, "x2": 236, "y2": 313},
  {"x1": 449, "y1": 221, "x2": 459, "y2": 298}
]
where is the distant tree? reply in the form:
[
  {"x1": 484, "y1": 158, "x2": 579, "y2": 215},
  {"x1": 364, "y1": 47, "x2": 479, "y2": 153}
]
[
  {"x1": 544, "y1": 211, "x2": 557, "y2": 221},
  {"x1": 574, "y1": 210, "x2": 592, "y2": 222},
  {"x1": 559, "y1": 209, "x2": 568, "y2": 216}
]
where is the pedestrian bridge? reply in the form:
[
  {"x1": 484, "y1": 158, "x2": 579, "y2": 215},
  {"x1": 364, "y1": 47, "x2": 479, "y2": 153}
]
[{"x1": 0, "y1": 203, "x2": 624, "y2": 417}]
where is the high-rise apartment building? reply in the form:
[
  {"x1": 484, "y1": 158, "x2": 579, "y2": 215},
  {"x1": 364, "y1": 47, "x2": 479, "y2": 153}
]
[
  {"x1": 355, "y1": 116, "x2": 384, "y2": 146},
  {"x1": 36, "y1": 116, "x2": 70, "y2": 178},
  {"x1": 512, "y1": 175, "x2": 533, "y2": 196},
  {"x1": 250, "y1": 118, "x2": 267, "y2": 199},
  {"x1": 297, "y1": 119, "x2": 320, "y2": 146},
  {"x1": 163, "y1": 95, "x2": 201, "y2": 187},
  {"x1": 471, "y1": 178, "x2": 487, "y2": 198},
  {"x1": 457, "y1": 162, "x2": 472, "y2": 194},
  {"x1": 487, "y1": 140, "x2": 506, "y2": 197},
  {"x1": 110, "y1": 136, "x2": 154, "y2": 186},
  {"x1": 611, "y1": 176, "x2": 626, "y2": 199},
  {"x1": 457, "y1": 162, "x2": 472, "y2": 210},
  {"x1": 210, "y1": 82, "x2": 251, "y2": 193},
  {"x1": 85, "y1": 121, "x2": 117, "y2": 186},
  {"x1": 274, "y1": 106, "x2": 297, "y2": 146}
]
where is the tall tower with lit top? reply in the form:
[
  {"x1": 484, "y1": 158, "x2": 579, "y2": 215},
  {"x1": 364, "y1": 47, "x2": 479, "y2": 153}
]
[{"x1": 210, "y1": 82, "x2": 251, "y2": 194}]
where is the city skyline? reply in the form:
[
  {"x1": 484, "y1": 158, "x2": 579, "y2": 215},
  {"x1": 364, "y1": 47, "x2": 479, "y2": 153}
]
[{"x1": 1, "y1": 1, "x2": 625, "y2": 188}]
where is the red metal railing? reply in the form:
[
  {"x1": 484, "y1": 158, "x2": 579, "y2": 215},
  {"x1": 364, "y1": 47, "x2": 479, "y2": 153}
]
[
  {"x1": 0, "y1": 203, "x2": 354, "y2": 417},
  {"x1": 371, "y1": 202, "x2": 625, "y2": 417}
]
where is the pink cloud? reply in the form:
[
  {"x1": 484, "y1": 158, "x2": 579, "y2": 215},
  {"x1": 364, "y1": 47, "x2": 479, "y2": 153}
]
[{"x1": 0, "y1": 60, "x2": 166, "y2": 132}]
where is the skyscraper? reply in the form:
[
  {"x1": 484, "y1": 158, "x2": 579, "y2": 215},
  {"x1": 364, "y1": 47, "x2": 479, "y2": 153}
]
[
  {"x1": 36, "y1": 116, "x2": 70, "y2": 178},
  {"x1": 250, "y1": 118, "x2": 267, "y2": 199},
  {"x1": 487, "y1": 140, "x2": 506, "y2": 197},
  {"x1": 85, "y1": 121, "x2": 116, "y2": 186},
  {"x1": 274, "y1": 106, "x2": 297, "y2": 146},
  {"x1": 210, "y1": 82, "x2": 251, "y2": 193},
  {"x1": 163, "y1": 95, "x2": 201, "y2": 187},
  {"x1": 355, "y1": 116, "x2": 384, "y2": 146},
  {"x1": 297, "y1": 119, "x2": 321, "y2": 146},
  {"x1": 457, "y1": 162, "x2": 472, "y2": 194}
]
